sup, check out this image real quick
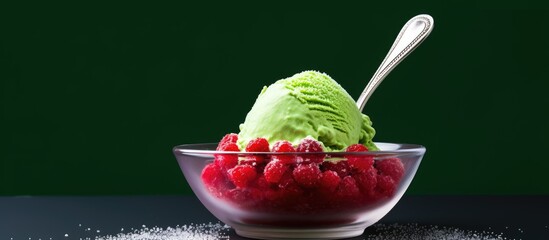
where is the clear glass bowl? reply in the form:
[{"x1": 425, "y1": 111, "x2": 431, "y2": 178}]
[{"x1": 173, "y1": 142, "x2": 425, "y2": 239}]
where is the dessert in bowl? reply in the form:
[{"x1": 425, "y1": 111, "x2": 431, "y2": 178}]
[
  {"x1": 173, "y1": 70, "x2": 426, "y2": 239},
  {"x1": 173, "y1": 138, "x2": 425, "y2": 239}
]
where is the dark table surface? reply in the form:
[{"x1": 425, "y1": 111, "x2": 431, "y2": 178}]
[{"x1": 1, "y1": 195, "x2": 548, "y2": 239}]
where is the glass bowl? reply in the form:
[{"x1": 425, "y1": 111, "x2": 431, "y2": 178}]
[{"x1": 173, "y1": 142, "x2": 425, "y2": 239}]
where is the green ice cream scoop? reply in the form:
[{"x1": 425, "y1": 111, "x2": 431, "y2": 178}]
[{"x1": 238, "y1": 71, "x2": 377, "y2": 151}]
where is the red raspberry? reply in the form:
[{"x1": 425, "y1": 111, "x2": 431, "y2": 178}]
[
  {"x1": 276, "y1": 172, "x2": 304, "y2": 205},
  {"x1": 375, "y1": 174, "x2": 397, "y2": 198},
  {"x1": 214, "y1": 142, "x2": 240, "y2": 170},
  {"x1": 243, "y1": 138, "x2": 270, "y2": 165},
  {"x1": 228, "y1": 165, "x2": 257, "y2": 188},
  {"x1": 336, "y1": 176, "x2": 360, "y2": 199},
  {"x1": 376, "y1": 158, "x2": 405, "y2": 182},
  {"x1": 214, "y1": 154, "x2": 238, "y2": 170},
  {"x1": 346, "y1": 144, "x2": 368, "y2": 152},
  {"x1": 348, "y1": 157, "x2": 374, "y2": 172},
  {"x1": 319, "y1": 170, "x2": 340, "y2": 193},
  {"x1": 201, "y1": 163, "x2": 230, "y2": 197},
  {"x1": 264, "y1": 160, "x2": 289, "y2": 184},
  {"x1": 201, "y1": 163, "x2": 225, "y2": 187},
  {"x1": 217, "y1": 142, "x2": 240, "y2": 151},
  {"x1": 296, "y1": 138, "x2": 323, "y2": 153},
  {"x1": 321, "y1": 160, "x2": 351, "y2": 177},
  {"x1": 345, "y1": 144, "x2": 373, "y2": 172},
  {"x1": 292, "y1": 163, "x2": 321, "y2": 188},
  {"x1": 353, "y1": 167, "x2": 377, "y2": 196},
  {"x1": 271, "y1": 140, "x2": 296, "y2": 164},
  {"x1": 272, "y1": 140, "x2": 295, "y2": 152},
  {"x1": 216, "y1": 133, "x2": 239, "y2": 151},
  {"x1": 245, "y1": 138, "x2": 270, "y2": 152},
  {"x1": 296, "y1": 138, "x2": 325, "y2": 163}
]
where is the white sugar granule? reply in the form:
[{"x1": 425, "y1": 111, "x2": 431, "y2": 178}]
[
  {"x1": 94, "y1": 222, "x2": 229, "y2": 240},
  {"x1": 366, "y1": 223, "x2": 512, "y2": 240}
]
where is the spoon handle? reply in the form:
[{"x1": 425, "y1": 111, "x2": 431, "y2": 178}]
[{"x1": 356, "y1": 14, "x2": 434, "y2": 111}]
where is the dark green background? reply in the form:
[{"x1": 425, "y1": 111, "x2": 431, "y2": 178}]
[{"x1": 1, "y1": 3, "x2": 548, "y2": 195}]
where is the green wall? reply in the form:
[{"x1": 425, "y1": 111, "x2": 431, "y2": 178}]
[{"x1": 1, "y1": 4, "x2": 548, "y2": 195}]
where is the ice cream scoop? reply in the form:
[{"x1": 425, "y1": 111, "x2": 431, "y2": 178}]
[{"x1": 237, "y1": 71, "x2": 377, "y2": 151}]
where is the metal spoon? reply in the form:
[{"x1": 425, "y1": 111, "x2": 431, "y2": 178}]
[{"x1": 356, "y1": 14, "x2": 434, "y2": 111}]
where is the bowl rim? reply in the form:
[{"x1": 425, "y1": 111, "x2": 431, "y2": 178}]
[{"x1": 173, "y1": 142, "x2": 426, "y2": 156}]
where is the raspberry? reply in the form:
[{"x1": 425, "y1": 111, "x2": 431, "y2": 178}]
[
  {"x1": 264, "y1": 160, "x2": 289, "y2": 184},
  {"x1": 348, "y1": 157, "x2": 374, "y2": 172},
  {"x1": 275, "y1": 172, "x2": 304, "y2": 205},
  {"x1": 240, "y1": 156, "x2": 265, "y2": 168},
  {"x1": 243, "y1": 138, "x2": 270, "y2": 165},
  {"x1": 214, "y1": 142, "x2": 239, "y2": 170},
  {"x1": 201, "y1": 163, "x2": 225, "y2": 187},
  {"x1": 375, "y1": 174, "x2": 397, "y2": 198},
  {"x1": 319, "y1": 170, "x2": 340, "y2": 193},
  {"x1": 245, "y1": 138, "x2": 270, "y2": 152},
  {"x1": 217, "y1": 142, "x2": 240, "y2": 151},
  {"x1": 372, "y1": 158, "x2": 403, "y2": 199},
  {"x1": 346, "y1": 144, "x2": 368, "y2": 152},
  {"x1": 216, "y1": 133, "x2": 239, "y2": 151},
  {"x1": 354, "y1": 167, "x2": 377, "y2": 196},
  {"x1": 296, "y1": 138, "x2": 323, "y2": 153},
  {"x1": 272, "y1": 140, "x2": 295, "y2": 152},
  {"x1": 345, "y1": 144, "x2": 373, "y2": 172},
  {"x1": 214, "y1": 154, "x2": 239, "y2": 171},
  {"x1": 376, "y1": 158, "x2": 405, "y2": 182},
  {"x1": 201, "y1": 163, "x2": 231, "y2": 197},
  {"x1": 292, "y1": 163, "x2": 321, "y2": 188},
  {"x1": 296, "y1": 138, "x2": 325, "y2": 163},
  {"x1": 321, "y1": 160, "x2": 351, "y2": 177},
  {"x1": 335, "y1": 176, "x2": 360, "y2": 199},
  {"x1": 228, "y1": 164, "x2": 257, "y2": 188},
  {"x1": 271, "y1": 140, "x2": 296, "y2": 164}
]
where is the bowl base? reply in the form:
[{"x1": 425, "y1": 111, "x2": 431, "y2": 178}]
[{"x1": 233, "y1": 224, "x2": 365, "y2": 239}]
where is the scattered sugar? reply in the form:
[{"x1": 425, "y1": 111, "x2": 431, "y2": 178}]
[
  {"x1": 94, "y1": 222, "x2": 230, "y2": 240},
  {"x1": 365, "y1": 223, "x2": 513, "y2": 240},
  {"x1": 14, "y1": 222, "x2": 532, "y2": 239}
]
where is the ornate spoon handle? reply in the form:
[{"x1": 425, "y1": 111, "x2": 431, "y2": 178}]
[{"x1": 356, "y1": 14, "x2": 434, "y2": 111}]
